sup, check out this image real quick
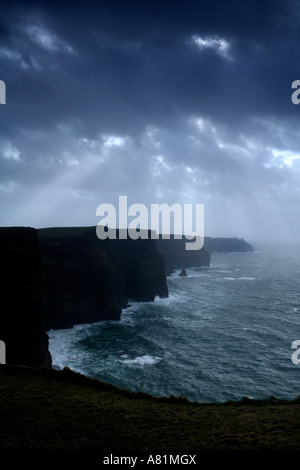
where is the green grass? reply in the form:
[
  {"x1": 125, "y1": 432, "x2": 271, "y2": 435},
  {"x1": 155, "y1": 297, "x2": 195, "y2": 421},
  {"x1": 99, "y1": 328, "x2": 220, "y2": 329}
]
[{"x1": 1, "y1": 365, "x2": 300, "y2": 451}]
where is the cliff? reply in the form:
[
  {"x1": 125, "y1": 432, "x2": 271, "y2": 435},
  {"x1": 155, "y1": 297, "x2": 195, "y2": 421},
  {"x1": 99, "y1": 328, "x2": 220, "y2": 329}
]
[
  {"x1": 0, "y1": 227, "x2": 51, "y2": 368},
  {"x1": 204, "y1": 237, "x2": 255, "y2": 253},
  {"x1": 0, "y1": 226, "x2": 168, "y2": 367},
  {"x1": 38, "y1": 226, "x2": 169, "y2": 330},
  {"x1": 156, "y1": 236, "x2": 211, "y2": 275},
  {"x1": 0, "y1": 225, "x2": 254, "y2": 369}
]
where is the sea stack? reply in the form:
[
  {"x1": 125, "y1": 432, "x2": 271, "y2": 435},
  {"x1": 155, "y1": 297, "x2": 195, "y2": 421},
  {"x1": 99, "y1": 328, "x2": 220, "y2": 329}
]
[{"x1": 179, "y1": 268, "x2": 187, "y2": 276}]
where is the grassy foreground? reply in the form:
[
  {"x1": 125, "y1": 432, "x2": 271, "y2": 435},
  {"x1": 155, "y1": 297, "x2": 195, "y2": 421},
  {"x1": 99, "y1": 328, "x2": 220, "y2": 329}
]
[{"x1": 1, "y1": 365, "x2": 300, "y2": 452}]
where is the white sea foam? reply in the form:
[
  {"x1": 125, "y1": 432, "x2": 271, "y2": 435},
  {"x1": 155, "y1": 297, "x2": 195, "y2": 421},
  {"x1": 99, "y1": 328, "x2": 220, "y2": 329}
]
[
  {"x1": 121, "y1": 355, "x2": 162, "y2": 366},
  {"x1": 122, "y1": 300, "x2": 143, "y2": 314},
  {"x1": 181, "y1": 272, "x2": 207, "y2": 279},
  {"x1": 48, "y1": 327, "x2": 88, "y2": 370},
  {"x1": 223, "y1": 276, "x2": 256, "y2": 281},
  {"x1": 48, "y1": 335, "x2": 71, "y2": 370}
]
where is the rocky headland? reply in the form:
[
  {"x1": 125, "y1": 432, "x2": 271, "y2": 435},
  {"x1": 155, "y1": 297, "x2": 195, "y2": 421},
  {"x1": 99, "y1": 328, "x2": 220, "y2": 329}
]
[
  {"x1": 0, "y1": 226, "x2": 254, "y2": 368},
  {"x1": 156, "y1": 236, "x2": 210, "y2": 275},
  {"x1": 3, "y1": 229, "x2": 289, "y2": 454},
  {"x1": 204, "y1": 236, "x2": 255, "y2": 253}
]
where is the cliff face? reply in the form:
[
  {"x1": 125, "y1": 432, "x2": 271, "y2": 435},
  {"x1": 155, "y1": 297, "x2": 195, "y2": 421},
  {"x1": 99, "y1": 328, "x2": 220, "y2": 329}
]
[
  {"x1": 204, "y1": 237, "x2": 255, "y2": 253},
  {"x1": 0, "y1": 227, "x2": 51, "y2": 368},
  {"x1": 156, "y1": 236, "x2": 211, "y2": 275},
  {"x1": 0, "y1": 226, "x2": 168, "y2": 367},
  {"x1": 0, "y1": 225, "x2": 254, "y2": 369},
  {"x1": 38, "y1": 227, "x2": 168, "y2": 330},
  {"x1": 155, "y1": 236, "x2": 255, "y2": 274}
]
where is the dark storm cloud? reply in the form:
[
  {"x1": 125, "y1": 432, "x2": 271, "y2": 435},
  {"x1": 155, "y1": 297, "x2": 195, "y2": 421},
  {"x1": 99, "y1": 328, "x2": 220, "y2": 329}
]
[
  {"x1": 1, "y1": 0, "x2": 300, "y2": 242},
  {"x1": 1, "y1": 0, "x2": 298, "y2": 133}
]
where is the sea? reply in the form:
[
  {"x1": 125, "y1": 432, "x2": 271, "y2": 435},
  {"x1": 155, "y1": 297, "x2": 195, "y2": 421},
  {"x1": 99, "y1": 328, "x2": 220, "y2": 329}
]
[{"x1": 48, "y1": 243, "x2": 300, "y2": 404}]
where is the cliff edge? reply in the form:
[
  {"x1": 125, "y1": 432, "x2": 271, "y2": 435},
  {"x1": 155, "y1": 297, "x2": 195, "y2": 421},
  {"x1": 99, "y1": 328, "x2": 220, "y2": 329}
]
[
  {"x1": 0, "y1": 226, "x2": 254, "y2": 369},
  {"x1": 0, "y1": 227, "x2": 51, "y2": 368},
  {"x1": 156, "y1": 236, "x2": 211, "y2": 275},
  {"x1": 204, "y1": 237, "x2": 255, "y2": 253},
  {"x1": 0, "y1": 226, "x2": 169, "y2": 367},
  {"x1": 38, "y1": 226, "x2": 169, "y2": 330}
]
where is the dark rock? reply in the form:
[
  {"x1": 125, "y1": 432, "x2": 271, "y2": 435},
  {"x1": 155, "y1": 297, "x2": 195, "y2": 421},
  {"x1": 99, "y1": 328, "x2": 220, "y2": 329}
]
[
  {"x1": 0, "y1": 226, "x2": 255, "y2": 369},
  {"x1": 204, "y1": 237, "x2": 255, "y2": 253},
  {"x1": 0, "y1": 225, "x2": 169, "y2": 367},
  {"x1": 179, "y1": 268, "x2": 187, "y2": 276},
  {"x1": 156, "y1": 236, "x2": 211, "y2": 275},
  {"x1": 38, "y1": 227, "x2": 168, "y2": 330},
  {"x1": 0, "y1": 227, "x2": 52, "y2": 368}
]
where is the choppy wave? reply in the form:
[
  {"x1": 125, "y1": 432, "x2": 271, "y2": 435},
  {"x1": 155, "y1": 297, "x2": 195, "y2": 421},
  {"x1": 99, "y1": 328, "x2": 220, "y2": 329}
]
[
  {"x1": 48, "y1": 245, "x2": 300, "y2": 403},
  {"x1": 120, "y1": 355, "x2": 163, "y2": 366},
  {"x1": 223, "y1": 276, "x2": 256, "y2": 280}
]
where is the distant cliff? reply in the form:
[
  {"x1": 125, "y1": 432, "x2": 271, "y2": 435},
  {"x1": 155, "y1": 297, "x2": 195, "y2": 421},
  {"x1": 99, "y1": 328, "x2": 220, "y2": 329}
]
[
  {"x1": 38, "y1": 227, "x2": 169, "y2": 330},
  {"x1": 204, "y1": 237, "x2": 255, "y2": 254},
  {"x1": 0, "y1": 227, "x2": 51, "y2": 368},
  {"x1": 155, "y1": 236, "x2": 254, "y2": 276},
  {"x1": 156, "y1": 236, "x2": 211, "y2": 275}
]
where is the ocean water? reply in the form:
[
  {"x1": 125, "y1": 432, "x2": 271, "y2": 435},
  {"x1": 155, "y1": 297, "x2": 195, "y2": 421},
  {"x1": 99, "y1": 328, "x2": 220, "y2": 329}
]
[{"x1": 48, "y1": 244, "x2": 300, "y2": 403}]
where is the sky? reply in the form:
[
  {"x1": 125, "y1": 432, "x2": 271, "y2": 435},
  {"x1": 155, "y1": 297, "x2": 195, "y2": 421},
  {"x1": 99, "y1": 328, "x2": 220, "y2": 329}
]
[{"x1": 1, "y1": 0, "x2": 300, "y2": 244}]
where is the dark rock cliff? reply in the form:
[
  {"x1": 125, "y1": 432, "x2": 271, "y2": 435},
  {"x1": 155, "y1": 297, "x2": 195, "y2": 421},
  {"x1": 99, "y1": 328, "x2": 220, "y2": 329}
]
[
  {"x1": 0, "y1": 227, "x2": 51, "y2": 368},
  {"x1": 0, "y1": 226, "x2": 168, "y2": 367},
  {"x1": 156, "y1": 236, "x2": 211, "y2": 275},
  {"x1": 38, "y1": 226, "x2": 168, "y2": 330},
  {"x1": 204, "y1": 237, "x2": 255, "y2": 253},
  {"x1": 0, "y1": 225, "x2": 254, "y2": 369}
]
